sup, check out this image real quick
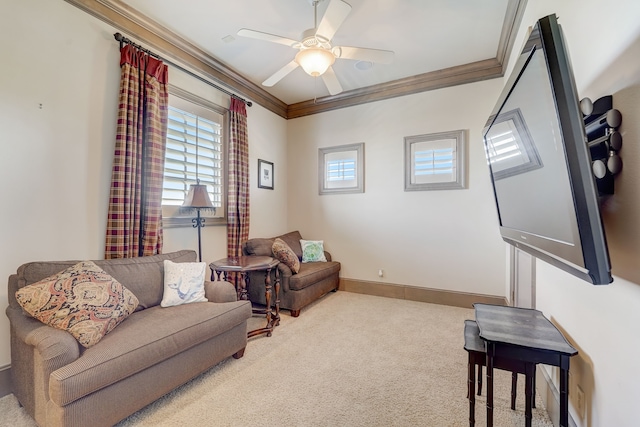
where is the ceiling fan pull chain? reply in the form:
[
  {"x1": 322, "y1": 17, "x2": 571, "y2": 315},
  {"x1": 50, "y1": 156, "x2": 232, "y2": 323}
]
[{"x1": 313, "y1": 76, "x2": 318, "y2": 104}]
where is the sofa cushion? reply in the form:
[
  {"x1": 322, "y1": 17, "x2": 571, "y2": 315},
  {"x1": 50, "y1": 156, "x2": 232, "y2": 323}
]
[
  {"x1": 15, "y1": 261, "x2": 139, "y2": 348},
  {"x1": 243, "y1": 238, "x2": 275, "y2": 257},
  {"x1": 244, "y1": 231, "x2": 305, "y2": 260},
  {"x1": 289, "y1": 261, "x2": 341, "y2": 291},
  {"x1": 277, "y1": 231, "x2": 304, "y2": 259},
  {"x1": 272, "y1": 238, "x2": 300, "y2": 274},
  {"x1": 16, "y1": 250, "x2": 198, "y2": 310},
  {"x1": 160, "y1": 260, "x2": 208, "y2": 307},
  {"x1": 300, "y1": 240, "x2": 328, "y2": 263},
  {"x1": 48, "y1": 300, "x2": 252, "y2": 406}
]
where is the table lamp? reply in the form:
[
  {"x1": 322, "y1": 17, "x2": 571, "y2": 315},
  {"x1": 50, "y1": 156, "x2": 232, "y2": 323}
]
[{"x1": 182, "y1": 179, "x2": 215, "y2": 262}]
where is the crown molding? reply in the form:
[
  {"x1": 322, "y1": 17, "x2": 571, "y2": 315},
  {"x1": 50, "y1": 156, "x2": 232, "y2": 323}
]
[
  {"x1": 64, "y1": 0, "x2": 527, "y2": 120},
  {"x1": 287, "y1": 58, "x2": 504, "y2": 118},
  {"x1": 64, "y1": 0, "x2": 288, "y2": 117}
]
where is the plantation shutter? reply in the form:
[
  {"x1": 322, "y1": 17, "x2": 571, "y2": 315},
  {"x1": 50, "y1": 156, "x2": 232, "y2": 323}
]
[{"x1": 163, "y1": 104, "x2": 223, "y2": 209}]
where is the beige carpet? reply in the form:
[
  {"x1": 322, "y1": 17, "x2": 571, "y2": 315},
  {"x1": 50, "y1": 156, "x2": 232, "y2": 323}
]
[{"x1": 0, "y1": 292, "x2": 553, "y2": 426}]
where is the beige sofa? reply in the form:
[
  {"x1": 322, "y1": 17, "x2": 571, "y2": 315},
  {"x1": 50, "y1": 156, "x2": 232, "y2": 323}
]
[
  {"x1": 6, "y1": 250, "x2": 252, "y2": 427},
  {"x1": 242, "y1": 231, "x2": 340, "y2": 317}
]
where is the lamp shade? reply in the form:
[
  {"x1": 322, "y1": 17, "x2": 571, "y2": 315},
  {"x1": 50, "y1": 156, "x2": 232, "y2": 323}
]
[
  {"x1": 182, "y1": 183, "x2": 214, "y2": 209},
  {"x1": 295, "y1": 48, "x2": 335, "y2": 77}
]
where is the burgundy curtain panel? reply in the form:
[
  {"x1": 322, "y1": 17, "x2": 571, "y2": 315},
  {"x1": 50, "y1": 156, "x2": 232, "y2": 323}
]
[
  {"x1": 105, "y1": 44, "x2": 168, "y2": 259},
  {"x1": 227, "y1": 97, "x2": 250, "y2": 259}
]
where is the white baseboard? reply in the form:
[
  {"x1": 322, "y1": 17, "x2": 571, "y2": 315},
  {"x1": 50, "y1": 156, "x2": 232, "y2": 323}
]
[{"x1": 538, "y1": 366, "x2": 577, "y2": 427}]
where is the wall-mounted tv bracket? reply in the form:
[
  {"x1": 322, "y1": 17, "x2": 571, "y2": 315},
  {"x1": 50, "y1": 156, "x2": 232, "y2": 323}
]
[{"x1": 580, "y1": 95, "x2": 622, "y2": 196}]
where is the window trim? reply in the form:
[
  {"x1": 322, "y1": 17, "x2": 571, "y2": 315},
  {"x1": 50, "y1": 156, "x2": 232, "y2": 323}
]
[
  {"x1": 318, "y1": 143, "x2": 365, "y2": 195},
  {"x1": 404, "y1": 129, "x2": 467, "y2": 191},
  {"x1": 162, "y1": 85, "x2": 229, "y2": 228}
]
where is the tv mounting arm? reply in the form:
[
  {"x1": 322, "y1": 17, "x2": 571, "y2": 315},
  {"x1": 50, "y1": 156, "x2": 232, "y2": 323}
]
[{"x1": 580, "y1": 95, "x2": 623, "y2": 196}]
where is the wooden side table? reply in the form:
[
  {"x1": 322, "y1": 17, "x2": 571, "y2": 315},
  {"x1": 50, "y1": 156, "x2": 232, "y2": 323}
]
[
  {"x1": 474, "y1": 304, "x2": 577, "y2": 427},
  {"x1": 210, "y1": 256, "x2": 280, "y2": 338}
]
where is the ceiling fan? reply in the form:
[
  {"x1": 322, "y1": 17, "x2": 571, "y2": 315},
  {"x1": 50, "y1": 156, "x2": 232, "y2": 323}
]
[{"x1": 237, "y1": 0, "x2": 394, "y2": 96}]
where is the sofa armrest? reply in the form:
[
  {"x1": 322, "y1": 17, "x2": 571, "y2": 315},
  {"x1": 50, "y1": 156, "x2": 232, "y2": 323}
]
[
  {"x1": 7, "y1": 306, "x2": 80, "y2": 364},
  {"x1": 7, "y1": 306, "x2": 80, "y2": 420},
  {"x1": 324, "y1": 251, "x2": 332, "y2": 262},
  {"x1": 204, "y1": 280, "x2": 238, "y2": 303}
]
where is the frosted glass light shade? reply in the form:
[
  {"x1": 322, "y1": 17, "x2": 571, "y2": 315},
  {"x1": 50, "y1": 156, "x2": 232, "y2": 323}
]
[{"x1": 295, "y1": 48, "x2": 335, "y2": 77}]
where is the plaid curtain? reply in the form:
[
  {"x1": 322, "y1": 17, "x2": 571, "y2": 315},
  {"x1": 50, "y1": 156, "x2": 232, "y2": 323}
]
[
  {"x1": 227, "y1": 97, "x2": 250, "y2": 259},
  {"x1": 105, "y1": 44, "x2": 168, "y2": 259}
]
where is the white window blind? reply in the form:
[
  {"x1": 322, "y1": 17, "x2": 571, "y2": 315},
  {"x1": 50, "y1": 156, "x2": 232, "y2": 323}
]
[
  {"x1": 163, "y1": 104, "x2": 223, "y2": 208},
  {"x1": 413, "y1": 147, "x2": 455, "y2": 176},
  {"x1": 326, "y1": 159, "x2": 356, "y2": 181}
]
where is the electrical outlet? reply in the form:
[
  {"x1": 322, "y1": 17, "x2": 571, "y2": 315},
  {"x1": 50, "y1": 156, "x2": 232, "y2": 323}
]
[
  {"x1": 378, "y1": 269, "x2": 384, "y2": 278},
  {"x1": 576, "y1": 385, "x2": 585, "y2": 419}
]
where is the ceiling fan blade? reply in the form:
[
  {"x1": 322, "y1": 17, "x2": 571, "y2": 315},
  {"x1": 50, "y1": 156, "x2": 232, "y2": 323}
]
[
  {"x1": 237, "y1": 29, "x2": 298, "y2": 47},
  {"x1": 322, "y1": 66, "x2": 343, "y2": 95},
  {"x1": 316, "y1": 0, "x2": 352, "y2": 41},
  {"x1": 263, "y1": 60, "x2": 300, "y2": 87},
  {"x1": 335, "y1": 46, "x2": 395, "y2": 64}
]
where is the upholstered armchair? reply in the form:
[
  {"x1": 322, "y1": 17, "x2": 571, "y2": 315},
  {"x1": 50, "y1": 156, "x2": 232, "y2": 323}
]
[{"x1": 242, "y1": 231, "x2": 340, "y2": 317}]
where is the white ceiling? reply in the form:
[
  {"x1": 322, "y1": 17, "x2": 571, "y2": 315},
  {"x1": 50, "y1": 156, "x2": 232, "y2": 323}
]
[{"x1": 119, "y1": 0, "x2": 513, "y2": 105}]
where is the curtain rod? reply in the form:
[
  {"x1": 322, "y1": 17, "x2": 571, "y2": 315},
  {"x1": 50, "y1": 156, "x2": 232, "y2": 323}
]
[{"x1": 113, "y1": 33, "x2": 252, "y2": 107}]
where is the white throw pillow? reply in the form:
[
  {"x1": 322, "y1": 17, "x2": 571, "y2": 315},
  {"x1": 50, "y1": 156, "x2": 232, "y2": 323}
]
[
  {"x1": 300, "y1": 240, "x2": 328, "y2": 263},
  {"x1": 161, "y1": 260, "x2": 208, "y2": 307}
]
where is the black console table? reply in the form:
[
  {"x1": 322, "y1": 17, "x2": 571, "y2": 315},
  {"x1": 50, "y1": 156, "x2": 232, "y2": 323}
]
[{"x1": 473, "y1": 304, "x2": 578, "y2": 427}]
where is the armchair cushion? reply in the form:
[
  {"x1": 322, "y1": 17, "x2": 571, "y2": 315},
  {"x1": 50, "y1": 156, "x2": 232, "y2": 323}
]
[
  {"x1": 300, "y1": 240, "x2": 328, "y2": 263},
  {"x1": 272, "y1": 238, "x2": 300, "y2": 273}
]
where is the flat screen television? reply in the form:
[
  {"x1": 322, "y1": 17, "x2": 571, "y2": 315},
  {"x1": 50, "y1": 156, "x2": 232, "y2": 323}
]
[{"x1": 482, "y1": 14, "x2": 613, "y2": 285}]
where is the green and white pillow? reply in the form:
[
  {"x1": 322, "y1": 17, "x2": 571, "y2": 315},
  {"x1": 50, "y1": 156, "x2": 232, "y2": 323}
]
[
  {"x1": 300, "y1": 240, "x2": 327, "y2": 263},
  {"x1": 161, "y1": 260, "x2": 208, "y2": 307}
]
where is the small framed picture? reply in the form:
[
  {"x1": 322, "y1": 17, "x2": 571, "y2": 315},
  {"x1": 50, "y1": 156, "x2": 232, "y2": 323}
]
[{"x1": 258, "y1": 159, "x2": 274, "y2": 190}]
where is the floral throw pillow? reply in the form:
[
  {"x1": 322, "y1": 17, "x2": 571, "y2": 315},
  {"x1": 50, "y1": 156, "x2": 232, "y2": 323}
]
[
  {"x1": 300, "y1": 240, "x2": 328, "y2": 263},
  {"x1": 272, "y1": 238, "x2": 300, "y2": 274},
  {"x1": 15, "y1": 261, "x2": 139, "y2": 348},
  {"x1": 161, "y1": 260, "x2": 208, "y2": 307}
]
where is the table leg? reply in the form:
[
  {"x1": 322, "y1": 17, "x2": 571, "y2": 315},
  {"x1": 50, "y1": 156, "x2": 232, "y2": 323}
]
[
  {"x1": 525, "y1": 364, "x2": 534, "y2": 427},
  {"x1": 263, "y1": 268, "x2": 273, "y2": 336},
  {"x1": 239, "y1": 272, "x2": 248, "y2": 301},
  {"x1": 273, "y1": 267, "x2": 281, "y2": 327},
  {"x1": 486, "y1": 344, "x2": 494, "y2": 427},
  {"x1": 468, "y1": 355, "x2": 476, "y2": 427},
  {"x1": 511, "y1": 372, "x2": 517, "y2": 410},
  {"x1": 560, "y1": 362, "x2": 570, "y2": 427}
]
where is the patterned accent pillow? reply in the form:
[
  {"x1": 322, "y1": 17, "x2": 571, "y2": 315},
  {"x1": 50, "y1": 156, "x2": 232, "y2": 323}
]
[
  {"x1": 272, "y1": 238, "x2": 300, "y2": 274},
  {"x1": 161, "y1": 260, "x2": 208, "y2": 307},
  {"x1": 300, "y1": 240, "x2": 328, "y2": 263},
  {"x1": 15, "y1": 261, "x2": 139, "y2": 348}
]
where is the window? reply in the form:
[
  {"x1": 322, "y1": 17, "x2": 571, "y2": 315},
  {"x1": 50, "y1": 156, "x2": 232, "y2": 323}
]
[
  {"x1": 162, "y1": 89, "x2": 228, "y2": 227},
  {"x1": 318, "y1": 143, "x2": 365, "y2": 195},
  {"x1": 413, "y1": 147, "x2": 455, "y2": 177},
  {"x1": 404, "y1": 130, "x2": 467, "y2": 191},
  {"x1": 327, "y1": 159, "x2": 356, "y2": 181}
]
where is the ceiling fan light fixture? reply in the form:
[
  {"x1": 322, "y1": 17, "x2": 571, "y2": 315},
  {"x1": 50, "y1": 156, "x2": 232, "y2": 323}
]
[{"x1": 295, "y1": 47, "x2": 335, "y2": 77}]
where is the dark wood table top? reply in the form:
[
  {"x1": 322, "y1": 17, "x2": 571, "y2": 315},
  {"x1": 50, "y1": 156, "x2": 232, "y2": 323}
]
[
  {"x1": 210, "y1": 256, "x2": 279, "y2": 272},
  {"x1": 473, "y1": 304, "x2": 577, "y2": 356}
]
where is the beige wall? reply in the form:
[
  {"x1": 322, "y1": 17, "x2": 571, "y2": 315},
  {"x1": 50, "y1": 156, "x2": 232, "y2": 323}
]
[{"x1": 286, "y1": 81, "x2": 507, "y2": 295}]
